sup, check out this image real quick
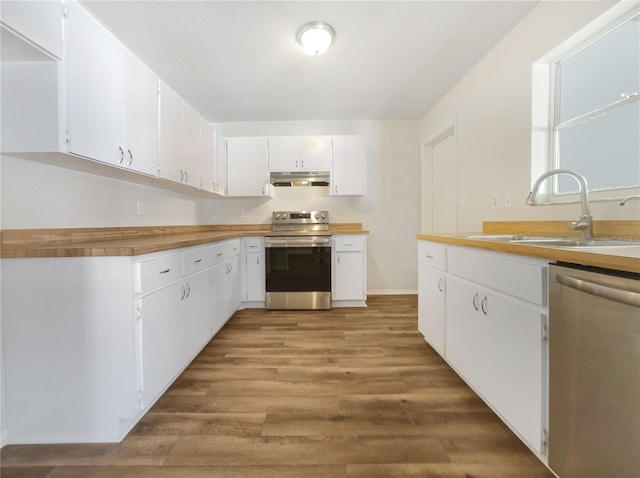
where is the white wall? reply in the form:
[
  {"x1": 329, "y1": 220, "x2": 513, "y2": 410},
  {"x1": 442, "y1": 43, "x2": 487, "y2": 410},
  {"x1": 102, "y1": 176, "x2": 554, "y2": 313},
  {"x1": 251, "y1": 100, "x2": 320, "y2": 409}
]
[
  {"x1": 1, "y1": 120, "x2": 420, "y2": 294},
  {"x1": 419, "y1": 0, "x2": 639, "y2": 233}
]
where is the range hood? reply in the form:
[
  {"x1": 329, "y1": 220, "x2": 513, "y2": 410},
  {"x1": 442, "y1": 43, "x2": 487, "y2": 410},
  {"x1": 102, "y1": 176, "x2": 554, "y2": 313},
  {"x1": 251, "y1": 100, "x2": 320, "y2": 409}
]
[{"x1": 270, "y1": 171, "x2": 330, "y2": 187}]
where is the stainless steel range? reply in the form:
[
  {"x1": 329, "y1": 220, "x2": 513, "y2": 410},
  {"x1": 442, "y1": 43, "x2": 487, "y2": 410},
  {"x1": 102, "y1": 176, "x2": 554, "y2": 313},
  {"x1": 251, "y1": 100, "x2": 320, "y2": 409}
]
[{"x1": 265, "y1": 211, "x2": 331, "y2": 310}]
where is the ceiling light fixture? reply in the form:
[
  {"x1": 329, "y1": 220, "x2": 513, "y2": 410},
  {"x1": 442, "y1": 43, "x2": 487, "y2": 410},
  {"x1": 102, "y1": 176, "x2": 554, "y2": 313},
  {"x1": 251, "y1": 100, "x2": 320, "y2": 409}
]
[{"x1": 297, "y1": 22, "x2": 335, "y2": 56}]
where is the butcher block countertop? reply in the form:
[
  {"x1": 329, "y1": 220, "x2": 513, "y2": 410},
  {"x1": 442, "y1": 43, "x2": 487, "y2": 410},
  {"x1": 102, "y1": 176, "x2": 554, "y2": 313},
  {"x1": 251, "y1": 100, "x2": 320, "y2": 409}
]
[
  {"x1": 417, "y1": 221, "x2": 640, "y2": 274},
  {"x1": 1, "y1": 223, "x2": 369, "y2": 258}
]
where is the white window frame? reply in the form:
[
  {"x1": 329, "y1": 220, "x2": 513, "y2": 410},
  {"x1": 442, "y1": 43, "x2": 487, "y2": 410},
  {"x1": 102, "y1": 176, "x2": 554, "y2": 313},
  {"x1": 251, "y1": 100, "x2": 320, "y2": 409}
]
[{"x1": 531, "y1": 2, "x2": 640, "y2": 204}]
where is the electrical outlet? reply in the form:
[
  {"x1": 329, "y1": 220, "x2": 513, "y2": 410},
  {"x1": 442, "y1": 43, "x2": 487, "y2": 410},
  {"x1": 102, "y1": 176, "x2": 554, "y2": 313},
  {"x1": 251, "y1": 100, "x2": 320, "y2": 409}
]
[
  {"x1": 492, "y1": 194, "x2": 499, "y2": 209},
  {"x1": 137, "y1": 202, "x2": 144, "y2": 216},
  {"x1": 458, "y1": 200, "x2": 464, "y2": 212},
  {"x1": 504, "y1": 193, "x2": 512, "y2": 209}
]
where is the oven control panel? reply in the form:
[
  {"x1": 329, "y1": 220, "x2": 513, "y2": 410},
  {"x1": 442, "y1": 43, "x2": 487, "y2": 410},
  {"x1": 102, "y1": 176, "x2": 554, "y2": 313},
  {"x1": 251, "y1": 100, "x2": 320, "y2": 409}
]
[{"x1": 272, "y1": 210, "x2": 329, "y2": 225}]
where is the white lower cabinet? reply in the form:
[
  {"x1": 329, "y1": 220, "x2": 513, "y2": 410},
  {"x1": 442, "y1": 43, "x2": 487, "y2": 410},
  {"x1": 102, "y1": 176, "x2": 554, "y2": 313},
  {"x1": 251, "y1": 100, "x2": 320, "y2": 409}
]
[
  {"x1": 417, "y1": 241, "x2": 549, "y2": 459},
  {"x1": 241, "y1": 237, "x2": 265, "y2": 304},
  {"x1": 332, "y1": 235, "x2": 367, "y2": 306}
]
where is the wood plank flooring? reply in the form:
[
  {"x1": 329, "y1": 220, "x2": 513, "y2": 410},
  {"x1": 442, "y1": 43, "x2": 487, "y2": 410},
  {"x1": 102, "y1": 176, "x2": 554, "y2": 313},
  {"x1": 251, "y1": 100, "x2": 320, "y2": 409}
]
[{"x1": 1, "y1": 295, "x2": 553, "y2": 477}]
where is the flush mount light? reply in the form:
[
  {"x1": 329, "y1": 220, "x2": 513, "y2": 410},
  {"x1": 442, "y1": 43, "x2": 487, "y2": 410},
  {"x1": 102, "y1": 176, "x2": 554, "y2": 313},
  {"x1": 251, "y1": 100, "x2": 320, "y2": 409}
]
[{"x1": 297, "y1": 22, "x2": 335, "y2": 56}]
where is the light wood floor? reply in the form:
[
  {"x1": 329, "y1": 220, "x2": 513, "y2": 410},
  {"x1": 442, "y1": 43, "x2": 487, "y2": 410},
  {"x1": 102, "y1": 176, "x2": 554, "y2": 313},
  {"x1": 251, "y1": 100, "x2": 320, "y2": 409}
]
[{"x1": 1, "y1": 295, "x2": 552, "y2": 477}]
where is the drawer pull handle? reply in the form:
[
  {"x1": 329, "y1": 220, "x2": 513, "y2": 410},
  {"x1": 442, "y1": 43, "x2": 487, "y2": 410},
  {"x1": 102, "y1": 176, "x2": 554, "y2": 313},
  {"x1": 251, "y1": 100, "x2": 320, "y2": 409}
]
[
  {"x1": 159, "y1": 268, "x2": 171, "y2": 274},
  {"x1": 194, "y1": 259, "x2": 202, "y2": 263},
  {"x1": 426, "y1": 254, "x2": 434, "y2": 259},
  {"x1": 437, "y1": 277, "x2": 444, "y2": 292},
  {"x1": 472, "y1": 293, "x2": 479, "y2": 311},
  {"x1": 481, "y1": 296, "x2": 488, "y2": 315},
  {"x1": 344, "y1": 243, "x2": 354, "y2": 247},
  {"x1": 217, "y1": 252, "x2": 223, "y2": 257}
]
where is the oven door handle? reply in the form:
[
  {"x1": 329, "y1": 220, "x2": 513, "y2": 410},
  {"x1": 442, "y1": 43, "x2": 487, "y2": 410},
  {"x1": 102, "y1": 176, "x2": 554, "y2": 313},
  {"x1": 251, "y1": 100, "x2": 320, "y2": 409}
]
[{"x1": 265, "y1": 237, "x2": 331, "y2": 248}]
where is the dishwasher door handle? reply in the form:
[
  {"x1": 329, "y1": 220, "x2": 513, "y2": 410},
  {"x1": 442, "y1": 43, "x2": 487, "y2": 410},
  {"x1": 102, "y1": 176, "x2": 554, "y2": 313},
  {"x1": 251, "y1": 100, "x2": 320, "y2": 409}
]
[{"x1": 556, "y1": 273, "x2": 640, "y2": 308}]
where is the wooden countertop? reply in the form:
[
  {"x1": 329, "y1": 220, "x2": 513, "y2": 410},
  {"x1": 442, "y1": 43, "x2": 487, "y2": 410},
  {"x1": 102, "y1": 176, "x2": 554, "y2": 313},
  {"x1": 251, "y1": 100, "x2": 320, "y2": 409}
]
[
  {"x1": 417, "y1": 221, "x2": 640, "y2": 274},
  {"x1": 1, "y1": 224, "x2": 369, "y2": 258}
]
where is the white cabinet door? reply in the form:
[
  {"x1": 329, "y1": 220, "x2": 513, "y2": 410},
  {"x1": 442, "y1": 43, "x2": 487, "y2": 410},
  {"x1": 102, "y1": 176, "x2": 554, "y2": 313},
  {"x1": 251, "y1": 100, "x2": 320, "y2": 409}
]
[
  {"x1": 122, "y1": 49, "x2": 159, "y2": 176},
  {"x1": 331, "y1": 135, "x2": 365, "y2": 196},
  {"x1": 200, "y1": 122, "x2": 216, "y2": 193},
  {"x1": 138, "y1": 282, "x2": 184, "y2": 409},
  {"x1": 159, "y1": 81, "x2": 185, "y2": 184},
  {"x1": 333, "y1": 251, "x2": 365, "y2": 301},
  {"x1": 227, "y1": 254, "x2": 242, "y2": 316},
  {"x1": 66, "y1": 1, "x2": 124, "y2": 164},
  {"x1": 214, "y1": 129, "x2": 227, "y2": 195},
  {"x1": 182, "y1": 102, "x2": 202, "y2": 188},
  {"x1": 210, "y1": 261, "x2": 228, "y2": 336},
  {"x1": 226, "y1": 137, "x2": 269, "y2": 197},
  {"x1": 245, "y1": 252, "x2": 265, "y2": 302},
  {"x1": 446, "y1": 275, "x2": 545, "y2": 454},
  {"x1": 183, "y1": 269, "x2": 214, "y2": 359},
  {"x1": 300, "y1": 136, "x2": 332, "y2": 170},
  {"x1": 418, "y1": 263, "x2": 446, "y2": 357},
  {"x1": 268, "y1": 136, "x2": 299, "y2": 170}
]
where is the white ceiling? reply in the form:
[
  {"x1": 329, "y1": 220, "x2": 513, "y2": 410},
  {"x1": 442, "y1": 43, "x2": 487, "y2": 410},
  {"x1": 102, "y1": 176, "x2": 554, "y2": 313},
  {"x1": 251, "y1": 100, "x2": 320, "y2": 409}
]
[{"x1": 82, "y1": 1, "x2": 537, "y2": 123}]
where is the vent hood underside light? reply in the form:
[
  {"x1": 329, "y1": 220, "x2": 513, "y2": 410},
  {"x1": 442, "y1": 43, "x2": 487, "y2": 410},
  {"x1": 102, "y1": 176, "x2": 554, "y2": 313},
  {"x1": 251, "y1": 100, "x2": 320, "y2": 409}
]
[{"x1": 270, "y1": 171, "x2": 330, "y2": 187}]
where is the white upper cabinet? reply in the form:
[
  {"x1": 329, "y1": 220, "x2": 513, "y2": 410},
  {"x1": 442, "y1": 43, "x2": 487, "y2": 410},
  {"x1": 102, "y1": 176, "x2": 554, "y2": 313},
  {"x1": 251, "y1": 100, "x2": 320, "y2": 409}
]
[
  {"x1": 300, "y1": 136, "x2": 332, "y2": 170},
  {"x1": 66, "y1": 2, "x2": 159, "y2": 175},
  {"x1": 159, "y1": 81, "x2": 203, "y2": 188},
  {"x1": 200, "y1": 121, "x2": 216, "y2": 193},
  {"x1": 268, "y1": 136, "x2": 332, "y2": 171},
  {"x1": 226, "y1": 137, "x2": 271, "y2": 197},
  {"x1": 66, "y1": 1, "x2": 124, "y2": 164},
  {"x1": 331, "y1": 135, "x2": 366, "y2": 196},
  {"x1": 214, "y1": 130, "x2": 227, "y2": 196},
  {"x1": 0, "y1": 1, "x2": 64, "y2": 60},
  {"x1": 122, "y1": 49, "x2": 159, "y2": 176}
]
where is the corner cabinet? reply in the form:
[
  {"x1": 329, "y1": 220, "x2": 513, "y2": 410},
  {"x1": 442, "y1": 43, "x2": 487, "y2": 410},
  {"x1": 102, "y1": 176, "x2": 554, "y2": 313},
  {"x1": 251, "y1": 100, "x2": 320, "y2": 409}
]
[
  {"x1": 225, "y1": 137, "x2": 273, "y2": 197},
  {"x1": 417, "y1": 240, "x2": 549, "y2": 461},
  {"x1": 332, "y1": 235, "x2": 367, "y2": 307}
]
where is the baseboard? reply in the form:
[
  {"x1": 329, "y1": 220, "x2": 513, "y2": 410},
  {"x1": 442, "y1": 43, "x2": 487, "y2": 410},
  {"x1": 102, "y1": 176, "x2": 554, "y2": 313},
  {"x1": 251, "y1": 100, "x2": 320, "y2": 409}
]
[{"x1": 366, "y1": 289, "x2": 418, "y2": 295}]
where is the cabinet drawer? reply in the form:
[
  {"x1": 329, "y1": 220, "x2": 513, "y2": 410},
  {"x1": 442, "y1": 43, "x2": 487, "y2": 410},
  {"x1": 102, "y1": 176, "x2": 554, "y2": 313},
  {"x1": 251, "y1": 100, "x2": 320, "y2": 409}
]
[
  {"x1": 334, "y1": 236, "x2": 365, "y2": 252},
  {"x1": 223, "y1": 239, "x2": 241, "y2": 258},
  {"x1": 245, "y1": 237, "x2": 263, "y2": 252},
  {"x1": 448, "y1": 246, "x2": 547, "y2": 305},
  {"x1": 418, "y1": 241, "x2": 446, "y2": 270},
  {"x1": 136, "y1": 253, "x2": 182, "y2": 294},
  {"x1": 210, "y1": 242, "x2": 226, "y2": 265},
  {"x1": 184, "y1": 247, "x2": 212, "y2": 276}
]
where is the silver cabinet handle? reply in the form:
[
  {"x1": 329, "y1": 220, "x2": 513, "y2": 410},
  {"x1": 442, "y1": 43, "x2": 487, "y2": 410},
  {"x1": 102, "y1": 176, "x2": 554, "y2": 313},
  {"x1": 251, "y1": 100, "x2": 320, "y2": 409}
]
[
  {"x1": 194, "y1": 259, "x2": 202, "y2": 264},
  {"x1": 217, "y1": 252, "x2": 223, "y2": 257},
  {"x1": 301, "y1": 159, "x2": 304, "y2": 168},
  {"x1": 184, "y1": 170, "x2": 189, "y2": 183},
  {"x1": 426, "y1": 254, "x2": 434, "y2": 259},
  {"x1": 481, "y1": 296, "x2": 488, "y2": 315},
  {"x1": 118, "y1": 146, "x2": 124, "y2": 164},
  {"x1": 295, "y1": 160, "x2": 299, "y2": 168},
  {"x1": 180, "y1": 284, "x2": 186, "y2": 300},
  {"x1": 472, "y1": 293, "x2": 479, "y2": 311},
  {"x1": 556, "y1": 273, "x2": 640, "y2": 308},
  {"x1": 159, "y1": 268, "x2": 170, "y2": 274},
  {"x1": 180, "y1": 170, "x2": 184, "y2": 182},
  {"x1": 437, "y1": 277, "x2": 444, "y2": 292},
  {"x1": 126, "y1": 149, "x2": 133, "y2": 166},
  {"x1": 185, "y1": 282, "x2": 191, "y2": 298}
]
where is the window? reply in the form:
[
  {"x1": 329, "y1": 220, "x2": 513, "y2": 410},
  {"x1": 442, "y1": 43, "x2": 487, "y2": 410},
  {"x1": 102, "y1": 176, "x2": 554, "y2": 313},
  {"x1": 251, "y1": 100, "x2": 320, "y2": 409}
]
[{"x1": 531, "y1": 4, "x2": 639, "y2": 201}]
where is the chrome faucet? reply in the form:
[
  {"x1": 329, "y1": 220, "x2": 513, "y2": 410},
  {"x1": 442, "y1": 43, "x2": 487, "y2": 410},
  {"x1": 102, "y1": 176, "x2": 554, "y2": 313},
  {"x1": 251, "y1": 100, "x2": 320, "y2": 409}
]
[
  {"x1": 527, "y1": 169, "x2": 592, "y2": 239},
  {"x1": 620, "y1": 195, "x2": 640, "y2": 206}
]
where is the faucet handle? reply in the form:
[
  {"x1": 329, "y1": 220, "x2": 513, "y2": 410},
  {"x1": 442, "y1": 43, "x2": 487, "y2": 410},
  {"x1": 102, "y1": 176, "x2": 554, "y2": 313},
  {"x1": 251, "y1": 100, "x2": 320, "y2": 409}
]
[{"x1": 568, "y1": 215, "x2": 591, "y2": 231}]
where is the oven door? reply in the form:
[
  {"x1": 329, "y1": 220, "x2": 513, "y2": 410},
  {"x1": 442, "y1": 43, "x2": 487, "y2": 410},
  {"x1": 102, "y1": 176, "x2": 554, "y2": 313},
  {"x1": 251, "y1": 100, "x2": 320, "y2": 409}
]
[{"x1": 265, "y1": 236, "x2": 331, "y2": 309}]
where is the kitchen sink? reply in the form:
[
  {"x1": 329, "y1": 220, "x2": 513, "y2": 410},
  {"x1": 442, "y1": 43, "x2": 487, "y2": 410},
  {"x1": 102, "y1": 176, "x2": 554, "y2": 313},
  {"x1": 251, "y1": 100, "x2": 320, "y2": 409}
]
[{"x1": 466, "y1": 234, "x2": 640, "y2": 248}]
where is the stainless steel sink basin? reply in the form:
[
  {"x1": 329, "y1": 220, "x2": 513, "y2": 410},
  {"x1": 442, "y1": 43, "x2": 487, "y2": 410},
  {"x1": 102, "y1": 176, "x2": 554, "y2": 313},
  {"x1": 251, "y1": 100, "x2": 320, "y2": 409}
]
[{"x1": 466, "y1": 234, "x2": 640, "y2": 248}]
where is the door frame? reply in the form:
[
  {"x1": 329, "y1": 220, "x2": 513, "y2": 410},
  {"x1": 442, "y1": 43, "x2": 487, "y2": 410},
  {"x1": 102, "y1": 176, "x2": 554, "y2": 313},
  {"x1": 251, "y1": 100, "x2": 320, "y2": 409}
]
[{"x1": 420, "y1": 119, "x2": 458, "y2": 233}]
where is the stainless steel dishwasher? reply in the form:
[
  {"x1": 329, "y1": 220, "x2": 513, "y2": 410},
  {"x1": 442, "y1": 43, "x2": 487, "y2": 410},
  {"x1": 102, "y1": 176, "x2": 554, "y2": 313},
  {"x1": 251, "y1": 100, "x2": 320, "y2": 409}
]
[{"x1": 549, "y1": 263, "x2": 640, "y2": 478}]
